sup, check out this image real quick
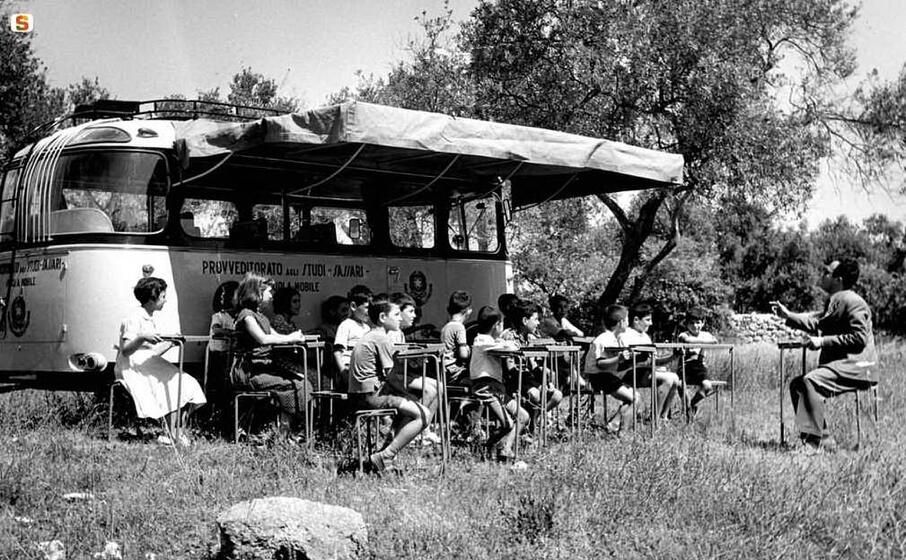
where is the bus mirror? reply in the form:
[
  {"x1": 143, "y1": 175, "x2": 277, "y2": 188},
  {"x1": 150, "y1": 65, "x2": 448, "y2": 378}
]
[
  {"x1": 348, "y1": 217, "x2": 361, "y2": 240},
  {"x1": 502, "y1": 197, "x2": 512, "y2": 225}
]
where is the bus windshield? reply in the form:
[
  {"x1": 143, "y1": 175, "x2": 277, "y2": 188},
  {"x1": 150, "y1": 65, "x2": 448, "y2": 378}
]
[{"x1": 47, "y1": 151, "x2": 168, "y2": 234}]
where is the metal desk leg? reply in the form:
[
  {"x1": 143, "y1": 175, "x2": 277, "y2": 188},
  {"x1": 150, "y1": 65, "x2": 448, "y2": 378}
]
[
  {"x1": 629, "y1": 354, "x2": 636, "y2": 433},
  {"x1": 650, "y1": 358, "x2": 657, "y2": 435},
  {"x1": 514, "y1": 357, "x2": 524, "y2": 461},
  {"x1": 779, "y1": 347, "x2": 785, "y2": 446},
  {"x1": 729, "y1": 348, "x2": 735, "y2": 430}
]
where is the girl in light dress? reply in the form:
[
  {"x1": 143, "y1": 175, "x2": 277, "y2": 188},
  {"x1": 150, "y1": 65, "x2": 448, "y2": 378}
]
[{"x1": 115, "y1": 277, "x2": 206, "y2": 445}]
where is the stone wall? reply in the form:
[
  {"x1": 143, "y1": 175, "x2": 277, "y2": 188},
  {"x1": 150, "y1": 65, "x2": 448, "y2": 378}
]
[{"x1": 724, "y1": 312, "x2": 801, "y2": 344}]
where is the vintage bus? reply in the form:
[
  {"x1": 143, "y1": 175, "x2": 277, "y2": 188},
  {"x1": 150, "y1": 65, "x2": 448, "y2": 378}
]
[{"x1": 0, "y1": 99, "x2": 683, "y2": 390}]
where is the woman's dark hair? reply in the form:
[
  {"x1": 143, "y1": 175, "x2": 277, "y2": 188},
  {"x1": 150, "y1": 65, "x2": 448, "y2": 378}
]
[
  {"x1": 236, "y1": 273, "x2": 274, "y2": 311},
  {"x1": 272, "y1": 286, "x2": 299, "y2": 317},
  {"x1": 133, "y1": 277, "x2": 167, "y2": 305},
  {"x1": 212, "y1": 281, "x2": 239, "y2": 313}
]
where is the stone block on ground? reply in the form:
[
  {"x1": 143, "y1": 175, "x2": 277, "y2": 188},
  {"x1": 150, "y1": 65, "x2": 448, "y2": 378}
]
[{"x1": 217, "y1": 497, "x2": 367, "y2": 560}]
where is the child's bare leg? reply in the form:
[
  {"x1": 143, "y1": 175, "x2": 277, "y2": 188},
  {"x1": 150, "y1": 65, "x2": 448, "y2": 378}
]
[
  {"x1": 546, "y1": 387, "x2": 563, "y2": 412},
  {"x1": 610, "y1": 386, "x2": 639, "y2": 431},
  {"x1": 499, "y1": 401, "x2": 529, "y2": 457},
  {"x1": 407, "y1": 376, "x2": 438, "y2": 416},
  {"x1": 655, "y1": 371, "x2": 680, "y2": 418},
  {"x1": 377, "y1": 400, "x2": 429, "y2": 460},
  {"x1": 690, "y1": 379, "x2": 714, "y2": 411}
]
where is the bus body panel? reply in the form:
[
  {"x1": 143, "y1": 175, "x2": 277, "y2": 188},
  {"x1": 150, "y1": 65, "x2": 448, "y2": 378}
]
[{"x1": 0, "y1": 245, "x2": 506, "y2": 385}]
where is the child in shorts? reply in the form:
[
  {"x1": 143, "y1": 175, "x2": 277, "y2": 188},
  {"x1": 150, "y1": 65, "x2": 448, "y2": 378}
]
[
  {"x1": 619, "y1": 303, "x2": 680, "y2": 421},
  {"x1": 470, "y1": 306, "x2": 530, "y2": 463},
  {"x1": 582, "y1": 304, "x2": 638, "y2": 432},
  {"x1": 440, "y1": 291, "x2": 472, "y2": 385},
  {"x1": 385, "y1": 292, "x2": 441, "y2": 445},
  {"x1": 501, "y1": 299, "x2": 563, "y2": 416},
  {"x1": 348, "y1": 298, "x2": 430, "y2": 472},
  {"x1": 333, "y1": 284, "x2": 372, "y2": 389},
  {"x1": 676, "y1": 307, "x2": 718, "y2": 417}
]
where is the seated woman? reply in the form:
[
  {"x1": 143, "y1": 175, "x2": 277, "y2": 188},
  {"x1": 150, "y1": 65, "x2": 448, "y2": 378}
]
[
  {"x1": 270, "y1": 286, "x2": 301, "y2": 335},
  {"x1": 115, "y1": 277, "x2": 206, "y2": 446},
  {"x1": 233, "y1": 273, "x2": 312, "y2": 433}
]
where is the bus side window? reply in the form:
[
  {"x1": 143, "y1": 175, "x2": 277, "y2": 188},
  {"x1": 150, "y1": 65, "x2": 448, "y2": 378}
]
[
  {"x1": 448, "y1": 195, "x2": 499, "y2": 253},
  {"x1": 389, "y1": 205, "x2": 434, "y2": 249},
  {"x1": 181, "y1": 198, "x2": 238, "y2": 238},
  {"x1": 0, "y1": 168, "x2": 19, "y2": 240},
  {"x1": 252, "y1": 203, "x2": 283, "y2": 241},
  {"x1": 311, "y1": 207, "x2": 370, "y2": 246}
]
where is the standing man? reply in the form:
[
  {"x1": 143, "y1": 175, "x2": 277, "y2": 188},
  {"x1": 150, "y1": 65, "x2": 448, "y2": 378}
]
[{"x1": 771, "y1": 258, "x2": 877, "y2": 451}]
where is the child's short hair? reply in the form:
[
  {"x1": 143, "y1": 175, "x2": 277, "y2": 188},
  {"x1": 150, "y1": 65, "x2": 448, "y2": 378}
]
[
  {"x1": 509, "y1": 299, "x2": 539, "y2": 328},
  {"x1": 212, "y1": 280, "x2": 239, "y2": 313},
  {"x1": 628, "y1": 303, "x2": 653, "y2": 324},
  {"x1": 134, "y1": 277, "x2": 167, "y2": 304},
  {"x1": 391, "y1": 292, "x2": 416, "y2": 311},
  {"x1": 321, "y1": 295, "x2": 348, "y2": 321},
  {"x1": 368, "y1": 294, "x2": 395, "y2": 325},
  {"x1": 602, "y1": 304, "x2": 628, "y2": 330},
  {"x1": 476, "y1": 306, "x2": 502, "y2": 333},
  {"x1": 347, "y1": 284, "x2": 373, "y2": 307},
  {"x1": 497, "y1": 293, "x2": 519, "y2": 314},
  {"x1": 548, "y1": 294, "x2": 569, "y2": 309},
  {"x1": 447, "y1": 290, "x2": 472, "y2": 315},
  {"x1": 685, "y1": 307, "x2": 706, "y2": 323}
]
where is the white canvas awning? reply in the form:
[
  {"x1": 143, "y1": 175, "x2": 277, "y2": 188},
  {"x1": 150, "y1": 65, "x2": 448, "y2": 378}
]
[{"x1": 173, "y1": 101, "x2": 684, "y2": 206}]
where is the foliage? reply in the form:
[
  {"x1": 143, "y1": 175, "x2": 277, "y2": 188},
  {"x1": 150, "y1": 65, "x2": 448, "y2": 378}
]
[
  {"x1": 636, "y1": 241, "x2": 735, "y2": 339},
  {"x1": 459, "y1": 0, "x2": 856, "y2": 309},
  {"x1": 509, "y1": 198, "x2": 614, "y2": 302},
  {"x1": 0, "y1": 1, "x2": 64, "y2": 156}
]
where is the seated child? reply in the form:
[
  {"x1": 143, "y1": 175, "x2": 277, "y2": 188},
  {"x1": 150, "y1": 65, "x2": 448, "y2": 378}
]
[
  {"x1": 312, "y1": 295, "x2": 349, "y2": 344},
  {"x1": 497, "y1": 293, "x2": 519, "y2": 330},
  {"x1": 582, "y1": 304, "x2": 638, "y2": 432},
  {"x1": 209, "y1": 280, "x2": 239, "y2": 398},
  {"x1": 470, "y1": 306, "x2": 530, "y2": 463},
  {"x1": 618, "y1": 303, "x2": 680, "y2": 421},
  {"x1": 384, "y1": 292, "x2": 441, "y2": 445},
  {"x1": 270, "y1": 286, "x2": 302, "y2": 335},
  {"x1": 539, "y1": 294, "x2": 585, "y2": 340},
  {"x1": 501, "y1": 299, "x2": 563, "y2": 416},
  {"x1": 440, "y1": 291, "x2": 473, "y2": 385},
  {"x1": 676, "y1": 307, "x2": 718, "y2": 416},
  {"x1": 333, "y1": 284, "x2": 372, "y2": 390},
  {"x1": 348, "y1": 297, "x2": 431, "y2": 472}
]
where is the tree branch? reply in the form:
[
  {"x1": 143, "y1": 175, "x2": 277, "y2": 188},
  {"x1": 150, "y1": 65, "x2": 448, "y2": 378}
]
[{"x1": 596, "y1": 192, "x2": 630, "y2": 231}]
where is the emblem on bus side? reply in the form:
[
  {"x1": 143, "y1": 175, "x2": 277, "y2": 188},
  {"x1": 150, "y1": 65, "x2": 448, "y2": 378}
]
[
  {"x1": 405, "y1": 270, "x2": 432, "y2": 306},
  {"x1": 8, "y1": 295, "x2": 30, "y2": 337}
]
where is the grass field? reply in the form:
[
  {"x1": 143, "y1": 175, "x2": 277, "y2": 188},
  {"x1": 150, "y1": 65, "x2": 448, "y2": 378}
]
[{"x1": 1, "y1": 339, "x2": 904, "y2": 559}]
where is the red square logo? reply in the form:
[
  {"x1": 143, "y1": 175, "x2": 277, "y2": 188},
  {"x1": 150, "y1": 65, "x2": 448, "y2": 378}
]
[{"x1": 10, "y1": 13, "x2": 33, "y2": 33}]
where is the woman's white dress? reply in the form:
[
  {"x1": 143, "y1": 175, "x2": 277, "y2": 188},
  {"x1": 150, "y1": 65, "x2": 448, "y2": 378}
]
[{"x1": 114, "y1": 307, "x2": 206, "y2": 419}]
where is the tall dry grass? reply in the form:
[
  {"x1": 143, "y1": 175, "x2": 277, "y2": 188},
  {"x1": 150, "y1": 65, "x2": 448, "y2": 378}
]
[{"x1": 1, "y1": 339, "x2": 904, "y2": 559}]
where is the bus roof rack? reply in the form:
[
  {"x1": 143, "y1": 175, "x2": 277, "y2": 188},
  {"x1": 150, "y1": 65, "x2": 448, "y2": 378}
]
[{"x1": 24, "y1": 99, "x2": 287, "y2": 146}]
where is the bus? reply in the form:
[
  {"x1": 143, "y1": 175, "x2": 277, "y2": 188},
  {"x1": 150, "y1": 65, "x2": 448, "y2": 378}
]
[{"x1": 0, "y1": 99, "x2": 683, "y2": 390}]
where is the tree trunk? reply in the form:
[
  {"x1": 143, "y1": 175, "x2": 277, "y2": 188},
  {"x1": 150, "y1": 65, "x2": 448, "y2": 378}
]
[{"x1": 595, "y1": 191, "x2": 667, "y2": 311}]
